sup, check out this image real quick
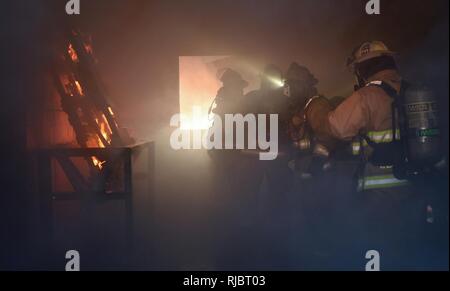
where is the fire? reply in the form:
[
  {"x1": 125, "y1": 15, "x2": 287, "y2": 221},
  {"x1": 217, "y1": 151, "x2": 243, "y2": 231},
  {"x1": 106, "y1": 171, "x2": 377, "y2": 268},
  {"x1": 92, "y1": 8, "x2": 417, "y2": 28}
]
[
  {"x1": 100, "y1": 121, "x2": 110, "y2": 144},
  {"x1": 94, "y1": 115, "x2": 112, "y2": 148},
  {"x1": 59, "y1": 33, "x2": 121, "y2": 173},
  {"x1": 101, "y1": 114, "x2": 112, "y2": 143},
  {"x1": 68, "y1": 44, "x2": 79, "y2": 62},
  {"x1": 108, "y1": 106, "x2": 115, "y2": 116},
  {"x1": 91, "y1": 156, "x2": 106, "y2": 170},
  {"x1": 84, "y1": 44, "x2": 94, "y2": 55},
  {"x1": 97, "y1": 138, "x2": 105, "y2": 148},
  {"x1": 90, "y1": 116, "x2": 112, "y2": 169},
  {"x1": 75, "y1": 80, "x2": 84, "y2": 96},
  {"x1": 92, "y1": 117, "x2": 108, "y2": 168},
  {"x1": 59, "y1": 74, "x2": 84, "y2": 98}
]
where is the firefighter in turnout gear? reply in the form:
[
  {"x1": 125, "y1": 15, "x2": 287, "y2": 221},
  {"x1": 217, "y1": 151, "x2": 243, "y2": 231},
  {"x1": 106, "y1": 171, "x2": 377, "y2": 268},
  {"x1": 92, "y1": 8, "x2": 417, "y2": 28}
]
[
  {"x1": 211, "y1": 68, "x2": 248, "y2": 118},
  {"x1": 209, "y1": 68, "x2": 263, "y2": 268},
  {"x1": 284, "y1": 63, "x2": 336, "y2": 176},
  {"x1": 303, "y1": 41, "x2": 429, "y2": 269}
]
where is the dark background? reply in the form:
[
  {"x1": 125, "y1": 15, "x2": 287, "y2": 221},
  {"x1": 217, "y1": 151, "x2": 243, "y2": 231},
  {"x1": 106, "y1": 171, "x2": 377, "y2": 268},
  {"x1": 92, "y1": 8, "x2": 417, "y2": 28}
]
[{"x1": 0, "y1": 0, "x2": 448, "y2": 270}]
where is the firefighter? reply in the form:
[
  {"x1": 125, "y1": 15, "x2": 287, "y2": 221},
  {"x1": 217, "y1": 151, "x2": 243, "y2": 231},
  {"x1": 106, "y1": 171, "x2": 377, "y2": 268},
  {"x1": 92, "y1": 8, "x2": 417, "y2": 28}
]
[
  {"x1": 284, "y1": 62, "x2": 336, "y2": 177},
  {"x1": 302, "y1": 41, "x2": 428, "y2": 269},
  {"x1": 239, "y1": 65, "x2": 295, "y2": 267},
  {"x1": 209, "y1": 67, "x2": 249, "y2": 196},
  {"x1": 245, "y1": 64, "x2": 287, "y2": 116},
  {"x1": 282, "y1": 63, "x2": 345, "y2": 267},
  {"x1": 284, "y1": 62, "x2": 319, "y2": 110},
  {"x1": 244, "y1": 64, "x2": 292, "y2": 206},
  {"x1": 211, "y1": 68, "x2": 248, "y2": 118},
  {"x1": 209, "y1": 68, "x2": 262, "y2": 269},
  {"x1": 284, "y1": 62, "x2": 319, "y2": 151}
]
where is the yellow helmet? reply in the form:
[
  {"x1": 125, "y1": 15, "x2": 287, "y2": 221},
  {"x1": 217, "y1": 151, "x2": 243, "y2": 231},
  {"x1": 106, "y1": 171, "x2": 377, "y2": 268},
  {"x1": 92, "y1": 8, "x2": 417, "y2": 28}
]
[{"x1": 346, "y1": 41, "x2": 396, "y2": 70}]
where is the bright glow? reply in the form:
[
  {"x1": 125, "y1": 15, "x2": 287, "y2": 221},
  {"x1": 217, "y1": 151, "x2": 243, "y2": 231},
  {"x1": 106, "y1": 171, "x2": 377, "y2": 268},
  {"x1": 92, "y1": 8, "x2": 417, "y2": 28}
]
[
  {"x1": 180, "y1": 106, "x2": 213, "y2": 130},
  {"x1": 91, "y1": 156, "x2": 106, "y2": 170},
  {"x1": 68, "y1": 43, "x2": 79, "y2": 63},
  {"x1": 179, "y1": 56, "x2": 228, "y2": 129},
  {"x1": 75, "y1": 80, "x2": 84, "y2": 96},
  {"x1": 108, "y1": 106, "x2": 115, "y2": 116},
  {"x1": 179, "y1": 56, "x2": 266, "y2": 129},
  {"x1": 268, "y1": 76, "x2": 284, "y2": 88}
]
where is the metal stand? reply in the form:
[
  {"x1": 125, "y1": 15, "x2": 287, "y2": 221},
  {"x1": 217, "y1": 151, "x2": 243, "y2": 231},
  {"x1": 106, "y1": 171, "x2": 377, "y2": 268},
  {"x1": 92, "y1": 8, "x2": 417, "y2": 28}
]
[{"x1": 37, "y1": 142, "x2": 155, "y2": 250}]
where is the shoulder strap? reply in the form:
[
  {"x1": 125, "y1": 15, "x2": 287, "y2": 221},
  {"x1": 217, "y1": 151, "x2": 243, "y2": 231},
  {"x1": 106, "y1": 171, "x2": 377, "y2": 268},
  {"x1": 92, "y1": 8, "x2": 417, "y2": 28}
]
[
  {"x1": 365, "y1": 80, "x2": 407, "y2": 143},
  {"x1": 366, "y1": 80, "x2": 399, "y2": 100}
]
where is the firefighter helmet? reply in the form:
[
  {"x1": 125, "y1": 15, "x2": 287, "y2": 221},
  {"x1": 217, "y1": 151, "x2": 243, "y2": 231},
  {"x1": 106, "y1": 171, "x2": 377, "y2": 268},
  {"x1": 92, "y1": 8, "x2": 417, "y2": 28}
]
[
  {"x1": 285, "y1": 62, "x2": 318, "y2": 86},
  {"x1": 346, "y1": 41, "x2": 396, "y2": 70},
  {"x1": 217, "y1": 68, "x2": 248, "y2": 88}
]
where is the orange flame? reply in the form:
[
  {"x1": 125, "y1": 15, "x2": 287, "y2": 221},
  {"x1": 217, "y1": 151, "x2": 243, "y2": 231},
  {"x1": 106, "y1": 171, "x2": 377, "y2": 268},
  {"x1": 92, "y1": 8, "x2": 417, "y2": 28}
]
[
  {"x1": 102, "y1": 114, "x2": 113, "y2": 133},
  {"x1": 68, "y1": 44, "x2": 79, "y2": 62},
  {"x1": 75, "y1": 80, "x2": 84, "y2": 96},
  {"x1": 85, "y1": 44, "x2": 94, "y2": 55},
  {"x1": 95, "y1": 115, "x2": 112, "y2": 148},
  {"x1": 91, "y1": 156, "x2": 106, "y2": 170},
  {"x1": 108, "y1": 106, "x2": 115, "y2": 116}
]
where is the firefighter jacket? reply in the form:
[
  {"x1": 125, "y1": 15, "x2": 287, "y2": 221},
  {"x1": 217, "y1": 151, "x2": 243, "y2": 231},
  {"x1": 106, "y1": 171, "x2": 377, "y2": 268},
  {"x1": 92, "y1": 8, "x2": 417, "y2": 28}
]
[{"x1": 305, "y1": 69, "x2": 410, "y2": 191}]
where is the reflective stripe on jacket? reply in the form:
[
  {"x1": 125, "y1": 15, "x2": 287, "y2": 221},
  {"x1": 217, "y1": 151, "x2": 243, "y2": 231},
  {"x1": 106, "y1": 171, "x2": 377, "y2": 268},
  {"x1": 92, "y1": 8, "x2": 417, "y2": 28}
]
[
  {"x1": 352, "y1": 129, "x2": 401, "y2": 155},
  {"x1": 353, "y1": 129, "x2": 409, "y2": 191}
]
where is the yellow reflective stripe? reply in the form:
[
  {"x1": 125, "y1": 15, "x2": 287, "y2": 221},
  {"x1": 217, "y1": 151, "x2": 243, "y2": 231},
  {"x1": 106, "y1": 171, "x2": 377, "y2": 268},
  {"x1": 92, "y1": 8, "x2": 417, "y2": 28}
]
[
  {"x1": 352, "y1": 144, "x2": 360, "y2": 155},
  {"x1": 366, "y1": 174, "x2": 400, "y2": 180},
  {"x1": 352, "y1": 129, "x2": 400, "y2": 155},
  {"x1": 363, "y1": 180, "x2": 409, "y2": 190},
  {"x1": 367, "y1": 129, "x2": 401, "y2": 143},
  {"x1": 357, "y1": 174, "x2": 409, "y2": 191}
]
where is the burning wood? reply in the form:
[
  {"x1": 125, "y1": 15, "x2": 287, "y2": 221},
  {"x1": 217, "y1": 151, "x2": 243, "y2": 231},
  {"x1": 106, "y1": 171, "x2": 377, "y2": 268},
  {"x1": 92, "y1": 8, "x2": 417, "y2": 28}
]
[
  {"x1": 68, "y1": 44, "x2": 78, "y2": 63},
  {"x1": 51, "y1": 28, "x2": 134, "y2": 190},
  {"x1": 91, "y1": 156, "x2": 106, "y2": 170}
]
